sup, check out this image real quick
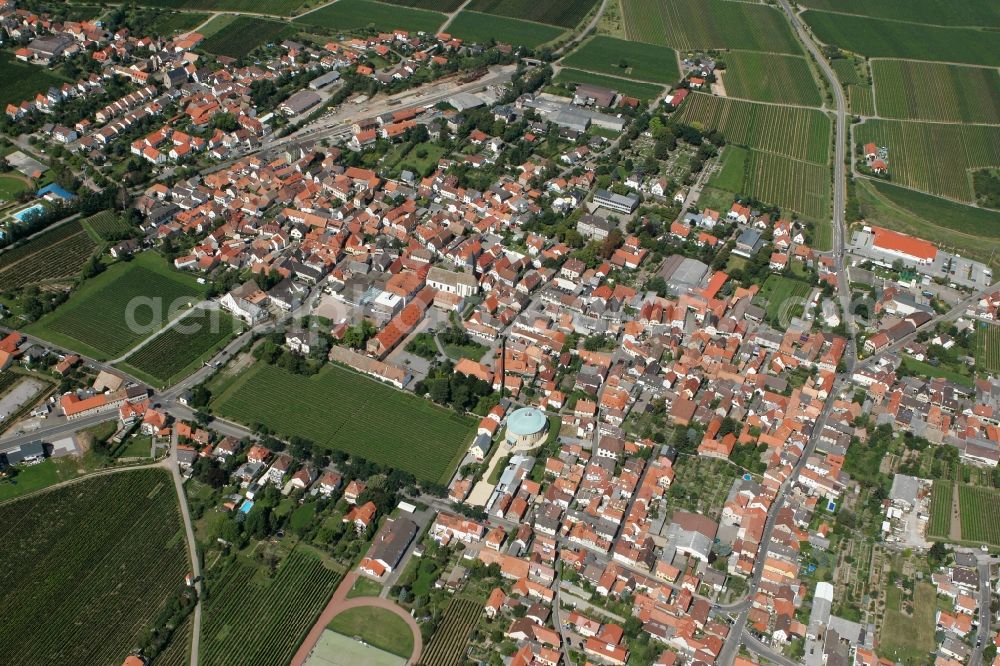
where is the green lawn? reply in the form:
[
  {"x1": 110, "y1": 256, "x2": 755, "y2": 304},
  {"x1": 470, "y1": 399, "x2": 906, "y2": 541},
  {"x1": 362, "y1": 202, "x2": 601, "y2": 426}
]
[
  {"x1": 297, "y1": 0, "x2": 446, "y2": 33},
  {"x1": 115, "y1": 435, "x2": 153, "y2": 459},
  {"x1": 211, "y1": 362, "x2": 475, "y2": 483},
  {"x1": 879, "y1": 582, "x2": 937, "y2": 665},
  {"x1": 900, "y1": 356, "x2": 974, "y2": 388},
  {"x1": 708, "y1": 145, "x2": 748, "y2": 193},
  {"x1": 26, "y1": 252, "x2": 206, "y2": 360},
  {"x1": 553, "y1": 68, "x2": 663, "y2": 101},
  {"x1": 561, "y1": 35, "x2": 679, "y2": 84},
  {"x1": 0, "y1": 457, "x2": 83, "y2": 502},
  {"x1": 346, "y1": 575, "x2": 383, "y2": 598},
  {"x1": 328, "y1": 606, "x2": 414, "y2": 658},
  {"x1": 0, "y1": 51, "x2": 68, "y2": 108},
  {"x1": 0, "y1": 174, "x2": 30, "y2": 201},
  {"x1": 754, "y1": 275, "x2": 812, "y2": 327},
  {"x1": 446, "y1": 11, "x2": 565, "y2": 48}
]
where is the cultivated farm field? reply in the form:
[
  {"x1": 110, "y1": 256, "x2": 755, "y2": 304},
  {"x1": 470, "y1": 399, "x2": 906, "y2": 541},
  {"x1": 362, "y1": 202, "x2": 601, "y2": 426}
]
[
  {"x1": 299, "y1": 0, "x2": 446, "y2": 34},
  {"x1": 927, "y1": 479, "x2": 953, "y2": 539},
  {"x1": 745, "y1": 150, "x2": 830, "y2": 222},
  {"x1": 871, "y1": 60, "x2": 1000, "y2": 124},
  {"x1": 446, "y1": 12, "x2": 564, "y2": 48},
  {"x1": 796, "y1": 0, "x2": 1000, "y2": 27},
  {"x1": 0, "y1": 51, "x2": 68, "y2": 108},
  {"x1": 855, "y1": 120, "x2": 1000, "y2": 202},
  {"x1": 120, "y1": 308, "x2": 237, "y2": 386},
  {"x1": 81, "y1": 209, "x2": 130, "y2": 240},
  {"x1": 417, "y1": 597, "x2": 482, "y2": 666},
  {"x1": 959, "y1": 485, "x2": 1000, "y2": 545},
  {"x1": 674, "y1": 93, "x2": 831, "y2": 164},
  {"x1": 201, "y1": 16, "x2": 291, "y2": 58},
  {"x1": 0, "y1": 470, "x2": 189, "y2": 666},
  {"x1": 621, "y1": 0, "x2": 801, "y2": 54},
  {"x1": 383, "y1": 0, "x2": 463, "y2": 10},
  {"x1": 562, "y1": 36, "x2": 679, "y2": 84},
  {"x1": 803, "y1": 11, "x2": 1000, "y2": 66},
  {"x1": 0, "y1": 220, "x2": 98, "y2": 290},
  {"x1": 201, "y1": 548, "x2": 342, "y2": 666},
  {"x1": 128, "y1": 0, "x2": 305, "y2": 14},
  {"x1": 212, "y1": 362, "x2": 476, "y2": 483},
  {"x1": 27, "y1": 252, "x2": 205, "y2": 360},
  {"x1": 976, "y1": 324, "x2": 1000, "y2": 377},
  {"x1": 465, "y1": 0, "x2": 598, "y2": 27},
  {"x1": 721, "y1": 51, "x2": 821, "y2": 107},
  {"x1": 848, "y1": 85, "x2": 875, "y2": 116}
]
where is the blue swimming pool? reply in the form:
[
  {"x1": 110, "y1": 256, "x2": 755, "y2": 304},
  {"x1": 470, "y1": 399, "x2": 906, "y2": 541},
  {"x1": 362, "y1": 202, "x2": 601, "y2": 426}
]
[
  {"x1": 240, "y1": 499, "x2": 254, "y2": 514},
  {"x1": 12, "y1": 203, "x2": 45, "y2": 223}
]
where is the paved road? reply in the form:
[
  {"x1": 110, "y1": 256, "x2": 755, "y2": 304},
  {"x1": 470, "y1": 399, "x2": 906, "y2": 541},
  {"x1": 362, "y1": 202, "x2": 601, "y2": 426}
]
[
  {"x1": 167, "y1": 428, "x2": 204, "y2": 666},
  {"x1": 970, "y1": 559, "x2": 993, "y2": 666},
  {"x1": 289, "y1": 571, "x2": 423, "y2": 666}
]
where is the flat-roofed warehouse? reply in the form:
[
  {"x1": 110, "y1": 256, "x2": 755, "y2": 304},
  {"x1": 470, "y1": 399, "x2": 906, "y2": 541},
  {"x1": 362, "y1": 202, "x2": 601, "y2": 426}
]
[{"x1": 657, "y1": 255, "x2": 709, "y2": 295}]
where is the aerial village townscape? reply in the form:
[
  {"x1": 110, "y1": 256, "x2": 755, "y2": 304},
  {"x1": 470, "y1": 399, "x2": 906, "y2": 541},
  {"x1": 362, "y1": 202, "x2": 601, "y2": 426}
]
[{"x1": 1, "y1": 1, "x2": 1000, "y2": 666}]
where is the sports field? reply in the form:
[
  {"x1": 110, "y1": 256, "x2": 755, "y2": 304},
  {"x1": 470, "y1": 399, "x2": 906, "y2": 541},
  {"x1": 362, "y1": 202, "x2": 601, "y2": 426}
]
[
  {"x1": 0, "y1": 219, "x2": 98, "y2": 291},
  {"x1": 621, "y1": 0, "x2": 801, "y2": 54},
  {"x1": 871, "y1": 60, "x2": 1000, "y2": 124},
  {"x1": 200, "y1": 16, "x2": 291, "y2": 57},
  {"x1": 446, "y1": 12, "x2": 564, "y2": 48},
  {"x1": 674, "y1": 93, "x2": 831, "y2": 164},
  {"x1": 803, "y1": 11, "x2": 1000, "y2": 66},
  {"x1": 212, "y1": 362, "x2": 475, "y2": 483},
  {"x1": 305, "y1": 630, "x2": 404, "y2": 666},
  {"x1": 202, "y1": 548, "x2": 342, "y2": 666},
  {"x1": 796, "y1": 0, "x2": 1000, "y2": 27},
  {"x1": 119, "y1": 308, "x2": 237, "y2": 387},
  {"x1": 26, "y1": 252, "x2": 205, "y2": 360},
  {"x1": 959, "y1": 485, "x2": 1000, "y2": 545},
  {"x1": 328, "y1": 607, "x2": 414, "y2": 658},
  {"x1": 0, "y1": 470, "x2": 189, "y2": 666},
  {"x1": 553, "y1": 69, "x2": 663, "y2": 101},
  {"x1": 130, "y1": 0, "x2": 305, "y2": 14},
  {"x1": 299, "y1": 0, "x2": 446, "y2": 33},
  {"x1": 0, "y1": 51, "x2": 69, "y2": 108},
  {"x1": 976, "y1": 324, "x2": 1000, "y2": 377},
  {"x1": 721, "y1": 51, "x2": 821, "y2": 107},
  {"x1": 562, "y1": 36, "x2": 679, "y2": 84},
  {"x1": 465, "y1": 0, "x2": 598, "y2": 27},
  {"x1": 855, "y1": 120, "x2": 1000, "y2": 202}
]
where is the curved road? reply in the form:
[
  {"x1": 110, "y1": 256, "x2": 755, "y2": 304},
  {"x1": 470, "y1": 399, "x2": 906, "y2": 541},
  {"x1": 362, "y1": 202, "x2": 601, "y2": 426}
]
[{"x1": 290, "y1": 571, "x2": 423, "y2": 666}]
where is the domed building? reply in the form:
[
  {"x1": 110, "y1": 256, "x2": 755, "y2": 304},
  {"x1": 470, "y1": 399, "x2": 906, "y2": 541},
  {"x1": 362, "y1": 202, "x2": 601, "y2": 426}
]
[{"x1": 505, "y1": 407, "x2": 548, "y2": 447}]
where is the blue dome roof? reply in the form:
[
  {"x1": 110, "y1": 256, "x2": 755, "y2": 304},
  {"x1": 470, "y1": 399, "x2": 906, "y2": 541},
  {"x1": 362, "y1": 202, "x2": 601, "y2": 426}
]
[{"x1": 507, "y1": 407, "x2": 547, "y2": 436}]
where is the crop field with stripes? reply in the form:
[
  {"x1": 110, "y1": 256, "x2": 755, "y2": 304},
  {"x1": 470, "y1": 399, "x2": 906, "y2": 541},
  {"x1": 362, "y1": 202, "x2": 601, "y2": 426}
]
[
  {"x1": 745, "y1": 151, "x2": 830, "y2": 221},
  {"x1": 871, "y1": 60, "x2": 1000, "y2": 124},
  {"x1": 722, "y1": 51, "x2": 821, "y2": 106},
  {"x1": 927, "y1": 480, "x2": 953, "y2": 539},
  {"x1": 674, "y1": 93, "x2": 831, "y2": 163},
  {"x1": 959, "y1": 485, "x2": 1000, "y2": 545},
  {"x1": 976, "y1": 323, "x2": 1000, "y2": 376},
  {"x1": 621, "y1": 0, "x2": 801, "y2": 54},
  {"x1": 418, "y1": 598, "x2": 482, "y2": 666},
  {"x1": 855, "y1": 120, "x2": 1000, "y2": 202},
  {"x1": 465, "y1": 0, "x2": 598, "y2": 27},
  {"x1": 848, "y1": 85, "x2": 875, "y2": 116}
]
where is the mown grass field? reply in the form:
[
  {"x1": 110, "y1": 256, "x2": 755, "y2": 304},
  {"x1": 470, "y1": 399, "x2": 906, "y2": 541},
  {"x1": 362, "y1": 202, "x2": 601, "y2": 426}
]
[
  {"x1": 976, "y1": 324, "x2": 1000, "y2": 377},
  {"x1": 927, "y1": 479, "x2": 953, "y2": 539},
  {"x1": 959, "y1": 485, "x2": 1000, "y2": 545},
  {"x1": 447, "y1": 11, "x2": 564, "y2": 48},
  {"x1": 553, "y1": 68, "x2": 663, "y2": 101},
  {"x1": 707, "y1": 145, "x2": 748, "y2": 194},
  {"x1": 562, "y1": 36, "x2": 679, "y2": 84},
  {"x1": 797, "y1": 0, "x2": 1000, "y2": 27},
  {"x1": 328, "y1": 606, "x2": 414, "y2": 658},
  {"x1": 466, "y1": 0, "x2": 597, "y2": 27},
  {"x1": 0, "y1": 173, "x2": 29, "y2": 200},
  {"x1": 879, "y1": 582, "x2": 937, "y2": 665},
  {"x1": 0, "y1": 220, "x2": 98, "y2": 291},
  {"x1": 200, "y1": 16, "x2": 292, "y2": 57},
  {"x1": 418, "y1": 597, "x2": 482, "y2": 666},
  {"x1": 119, "y1": 308, "x2": 237, "y2": 387},
  {"x1": 0, "y1": 51, "x2": 69, "y2": 108},
  {"x1": 0, "y1": 470, "x2": 189, "y2": 666},
  {"x1": 80, "y1": 209, "x2": 129, "y2": 240},
  {"x1": 721, "y1": 51, "x2": 821, "y2": 107},
  {"x1": 855, "y1": 120, "x2": 1000, "y2": 202},
  {"x1": 754, "y1": 275, "x2": 813, "y2": 327},
  {"x1": 212, "y1": 362, "x2": 475, "y2": 483},
  {"x1": 803, "y1": 11, "x2": 1000, "y2": 66},
  {"x1": 871, "y1": 60, "x2": 1000, "y2": 124},
  {"x1": 856, "y1": 179, "x2": 1000, "y2": 267},
  {"x1": 202, "y1": 548, "x2": 342, "y2": 666},
  {"x1": 299, "y1": 0, "x2": 446, "y2": 33},
  {"x1": 622, "y1": 0, "x2": 801, "y2": 54},
  {"x1": 674, "y1": 93, "x2": 831, "y2": 163},
  {"x1": 27, "y1": 252, "x2": 205, "y2": 360},
  {"x1": 130, "y1": 0, "x2": 305, "y2": 14}
]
